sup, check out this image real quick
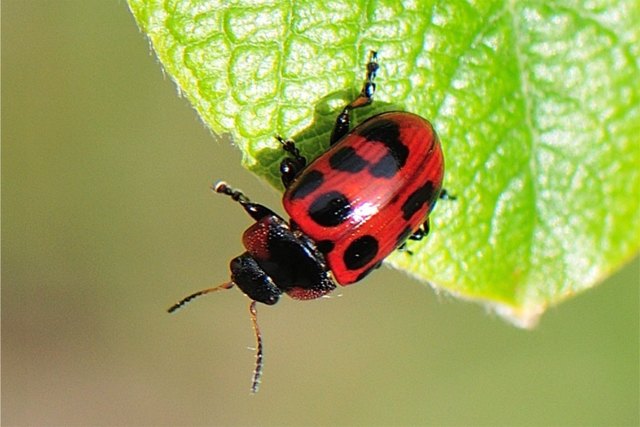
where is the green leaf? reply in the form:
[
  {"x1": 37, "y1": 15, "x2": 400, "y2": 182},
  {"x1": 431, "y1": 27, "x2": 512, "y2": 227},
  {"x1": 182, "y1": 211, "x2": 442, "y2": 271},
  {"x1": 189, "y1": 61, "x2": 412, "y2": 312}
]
[{"x1": 128, "y1": 0, "x2": 640, "y2": 327}]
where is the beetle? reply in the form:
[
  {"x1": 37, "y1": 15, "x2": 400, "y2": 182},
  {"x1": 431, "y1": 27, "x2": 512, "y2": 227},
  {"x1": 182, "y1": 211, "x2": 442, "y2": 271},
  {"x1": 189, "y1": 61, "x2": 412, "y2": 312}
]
[{"x1": 169, "y1": 51, "x2": 450, "y2": 392}]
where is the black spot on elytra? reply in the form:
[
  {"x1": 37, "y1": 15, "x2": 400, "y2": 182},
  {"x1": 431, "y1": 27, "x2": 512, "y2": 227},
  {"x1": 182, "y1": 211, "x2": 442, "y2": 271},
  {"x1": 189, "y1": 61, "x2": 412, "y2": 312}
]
[
  {"x1": 329, "y1": 147, "x2": 367, "y2": 173},
  {"x1": 309, "y1": 191, "x2": 352, "y2": 227},
  {"x1": 316, "y1": 240, "x2": 335, "y2": 253},
  {"x1": 358, "y1": 118, "x2": 400, "y2": 142},
  {"x1": 369, "y1": 152, "x2": 399, "y2": 178},
  {"x1": 343, "y1": 235, "x2": 379, "y2": 270},
  {"x1": 401, "y1": 181, "x2": 437, "y2": 221},
  {"x1": 357, "y1": 119, "x2": 409, "y2": 178},
  {"x1": 290, "y1": 170, "x2": 324, "y2": 200}
]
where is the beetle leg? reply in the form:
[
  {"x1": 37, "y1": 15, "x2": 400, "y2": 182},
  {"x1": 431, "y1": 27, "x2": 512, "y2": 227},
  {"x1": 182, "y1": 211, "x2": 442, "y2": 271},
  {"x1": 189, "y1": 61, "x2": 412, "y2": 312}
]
[
  {"x1": 330, "y1": 51, "x2": 379, "y2": 145},
  {"x1": 397, "y1": 242, "x2": 415, "y2": 256},
  {"x1": 439, "y1": 188, "x2": 457, "y2": 201},
  {"x1": 409, "y1": 219, "x2": 430, "y2": 241},
  {"x1": 398, "y1": 219, "x2": 430, "y2": 256},
  {"x1": 276, "y1": 135, "x2": 307, "y2": 188},
  {"x1": 409, "y1": 228, "x2": 425, "y2": 241},
  {"x1": 213, "y1": 181, "x2": 283, "y2": 222}
]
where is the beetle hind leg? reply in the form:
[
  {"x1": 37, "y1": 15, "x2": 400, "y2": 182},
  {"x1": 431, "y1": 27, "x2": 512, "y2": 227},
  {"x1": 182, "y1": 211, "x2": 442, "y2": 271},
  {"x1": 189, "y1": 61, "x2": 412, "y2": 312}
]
[
  {"x1": 331, "y1": 51, "x2": 379, "y2": 145},
  {"x1": 439, "y1": 188, "x2": 456, "y2": 200}
]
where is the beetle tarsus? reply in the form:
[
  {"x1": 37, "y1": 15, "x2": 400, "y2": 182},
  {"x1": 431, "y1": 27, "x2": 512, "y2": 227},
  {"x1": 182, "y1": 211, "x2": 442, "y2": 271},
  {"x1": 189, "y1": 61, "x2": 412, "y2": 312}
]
[{"x1": 330, "y1": 50, "x2": 379, "y2": 145}]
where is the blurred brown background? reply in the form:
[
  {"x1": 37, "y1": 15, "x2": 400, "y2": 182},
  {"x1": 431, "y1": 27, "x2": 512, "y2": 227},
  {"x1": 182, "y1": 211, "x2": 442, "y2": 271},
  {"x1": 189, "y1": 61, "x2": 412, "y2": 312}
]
[{"x1": 2, "y1": 2, "x2": 639, "y2": 426}]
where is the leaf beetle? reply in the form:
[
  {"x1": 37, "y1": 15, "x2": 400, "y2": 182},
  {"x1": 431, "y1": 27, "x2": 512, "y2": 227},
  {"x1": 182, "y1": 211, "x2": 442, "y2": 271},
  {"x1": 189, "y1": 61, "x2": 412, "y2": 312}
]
[{"x1": 169, "y1": 51, "x2": 451, "y2": 392}]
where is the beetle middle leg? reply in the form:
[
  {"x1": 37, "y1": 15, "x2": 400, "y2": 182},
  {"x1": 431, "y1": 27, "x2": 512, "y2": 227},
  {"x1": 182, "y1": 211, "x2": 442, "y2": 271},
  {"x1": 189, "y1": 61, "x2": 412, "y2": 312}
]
[
  {"x1": 330, "y1": 51, "x2": 379, "y2": 145},
  {"x1": 410, "y1": 218, "x2": 430, "y2": 241},
  {"x1": 398, "y1": 218, "x2": 430, "y2": 255},
  {"x1": 276, "y1": 135, "x2": 307, "y2": 188}
]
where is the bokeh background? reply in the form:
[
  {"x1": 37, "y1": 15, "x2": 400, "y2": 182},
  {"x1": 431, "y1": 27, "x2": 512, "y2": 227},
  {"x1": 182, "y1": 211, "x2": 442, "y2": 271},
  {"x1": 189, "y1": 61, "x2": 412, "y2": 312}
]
[{"x1": 2, "y1": 2, "x2": 638, "y2": 426}]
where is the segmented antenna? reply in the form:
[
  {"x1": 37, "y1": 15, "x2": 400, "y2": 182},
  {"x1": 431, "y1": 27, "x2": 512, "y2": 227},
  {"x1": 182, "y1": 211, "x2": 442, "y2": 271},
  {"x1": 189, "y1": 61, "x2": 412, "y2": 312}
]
[
  {"x1": 248, "y1": 301, "x2": 264, "y2": 393},
  {"x1": 167, "y1": 282, "x2": 234, "y2": 313}
]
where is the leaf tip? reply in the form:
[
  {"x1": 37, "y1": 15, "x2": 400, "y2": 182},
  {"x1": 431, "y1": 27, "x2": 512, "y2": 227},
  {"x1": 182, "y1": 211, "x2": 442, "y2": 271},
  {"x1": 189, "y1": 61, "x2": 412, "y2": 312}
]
[{"x1": 486, "y1": 301, "x2": 547, "y2": 329}]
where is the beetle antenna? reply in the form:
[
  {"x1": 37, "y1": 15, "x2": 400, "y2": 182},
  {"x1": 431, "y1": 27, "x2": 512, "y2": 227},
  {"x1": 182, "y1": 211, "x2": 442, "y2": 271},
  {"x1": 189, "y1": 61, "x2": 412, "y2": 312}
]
[
  {"x1": 167, "y1": 282, "x2": 234, "y2": 313},
  {"x1": 248, "y1": 300, "x2": 264, "y2": 393}
]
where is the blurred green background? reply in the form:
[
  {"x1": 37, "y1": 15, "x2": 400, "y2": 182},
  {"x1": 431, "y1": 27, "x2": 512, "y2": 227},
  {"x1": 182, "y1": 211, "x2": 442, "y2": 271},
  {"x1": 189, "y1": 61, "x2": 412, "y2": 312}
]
[{"x1": 2, "y1": 2, "x2": 638, "y2": 426}]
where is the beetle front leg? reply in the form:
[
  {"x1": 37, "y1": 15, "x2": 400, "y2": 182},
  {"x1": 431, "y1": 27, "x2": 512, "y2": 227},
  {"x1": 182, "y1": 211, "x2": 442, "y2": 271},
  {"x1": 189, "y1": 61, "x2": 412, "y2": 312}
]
[
  {"x1": 330, "y1": 51, "x2": 379, "y2": 145},
  {"x1": 276, "y1": 135, "x2": 307, "y2": 188},
  {"x1": 214, "y1": 181, "x2": 283, "y2": 222}
]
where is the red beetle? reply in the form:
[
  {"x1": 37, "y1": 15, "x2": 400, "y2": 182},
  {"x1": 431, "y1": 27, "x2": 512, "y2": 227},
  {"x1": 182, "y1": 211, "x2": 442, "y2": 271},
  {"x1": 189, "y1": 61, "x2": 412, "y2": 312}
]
[{"x1": 169, "y1": 52, "x2": 450, "y2": 392}]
